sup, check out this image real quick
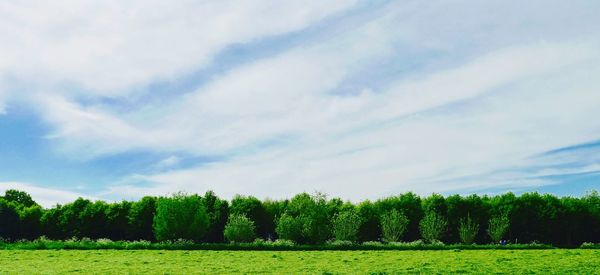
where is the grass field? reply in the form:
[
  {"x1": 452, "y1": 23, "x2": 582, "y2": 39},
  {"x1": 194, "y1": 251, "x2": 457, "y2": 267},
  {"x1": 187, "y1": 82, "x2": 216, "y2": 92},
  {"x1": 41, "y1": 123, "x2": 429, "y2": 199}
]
[{"x1": 1, "y1": 249, "x2": 599, "y2": 274}]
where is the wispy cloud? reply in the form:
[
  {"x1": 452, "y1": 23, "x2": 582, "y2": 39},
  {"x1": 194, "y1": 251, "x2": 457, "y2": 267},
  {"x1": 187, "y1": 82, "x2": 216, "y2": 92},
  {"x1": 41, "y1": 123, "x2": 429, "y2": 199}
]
[
  {"x1": 0, "y1": 1, "x2": 599, "y2": 204},
  {"x1": 106, "y1": 41, "x2": 600, "y2": 201}
]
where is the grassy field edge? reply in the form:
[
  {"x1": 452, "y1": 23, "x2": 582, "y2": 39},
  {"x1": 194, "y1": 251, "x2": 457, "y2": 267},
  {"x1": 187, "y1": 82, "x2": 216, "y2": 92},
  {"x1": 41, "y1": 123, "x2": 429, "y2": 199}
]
[{"x1": 0, "y1": 239, "x2": 563, "y2": 251}]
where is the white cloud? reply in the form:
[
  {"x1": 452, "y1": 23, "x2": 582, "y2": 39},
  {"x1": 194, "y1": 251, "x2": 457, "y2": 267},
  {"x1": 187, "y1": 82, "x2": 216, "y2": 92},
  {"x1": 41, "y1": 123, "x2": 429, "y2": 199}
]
[
  {"x1": 1, "y1": 1, "x2": 599, "y2": 204},
  {"x1": 33, "y1": 8, "x2": 396, "y2": 157},
  {"x1": 106, "y1": 41, "x2": 600, "y2": 201},
  {"x1": 0, "y1": 0, "x2": 357, "y2": 95},
  {"x1": 0, "y1": 182, "x2": 98, "y2": 208}
]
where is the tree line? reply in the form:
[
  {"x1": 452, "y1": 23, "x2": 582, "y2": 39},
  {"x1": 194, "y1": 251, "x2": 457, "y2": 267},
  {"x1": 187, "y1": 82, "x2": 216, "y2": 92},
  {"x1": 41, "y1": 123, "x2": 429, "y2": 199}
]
[{"x1": 0, "y1": 189, "x2": 598, "y2": 246}]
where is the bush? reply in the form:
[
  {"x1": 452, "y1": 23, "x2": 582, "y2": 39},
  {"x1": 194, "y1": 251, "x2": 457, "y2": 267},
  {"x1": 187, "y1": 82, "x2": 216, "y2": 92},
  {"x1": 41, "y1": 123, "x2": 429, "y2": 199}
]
[
  {"x1": 362, "y1": 241, "x2": 384, "y2": 246},
  {"x1": 275, "y1": 214, "x2": 303, "y2": 243},
  {"x1": 272, "y1": 239, "x2": 295, "y2": 247},
  {"x1": 419, "y1": 211, "x2": 447, "y2": 243},
  {"x1": 332, "y1": 210, "x2": 362, "y2": 242},
  {"x1": 326, "y1": 240, "x2": 353, "y2": 246},
  {"x1": 581, "y1": 242, "x2": 600, "y2": 249},
  {"x1": 488, "y1": 214, "x2": 509, "y2": 243},
  {"x1": 224, "y1": 214, "x2": 256, "y2": 243},
  {"x1": 458, "y1": 214, "x2": 479, "y2": 244},
  {"x1": 153, "y1": 193, "x2": 209, "y2": 242},
  {"x1": 380, "y1": 209, "x2": 409, "y2": 242}
]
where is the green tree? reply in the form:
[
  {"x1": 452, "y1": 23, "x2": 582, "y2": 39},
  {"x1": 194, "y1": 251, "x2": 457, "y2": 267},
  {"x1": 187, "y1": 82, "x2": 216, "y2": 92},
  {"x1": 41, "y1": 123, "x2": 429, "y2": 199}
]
[
  {"x1": 128, "y1": 196, "x2": 157, "y2": 241},
  {"x1": 105, "y1": 201, "x2": 131, "y2": 240},
  {"x1": 201, "y1": 191, "x2": 229, "y2": 243},
  {"x1": 458, "y1": 214, "x2": 479, "y2": 244},
  {"x1": 374, "y1": 193, "x2": 423, "y2": 241},
  {"x1": 223, "y1": 214, "x2": 256, "y2": 243},
  {"x1": 18, "y1": 205, "x2": 43, "y2": 240},
  {"x1": 357, "y1": 200, "x2": 381, "y2": 242},
  {"x1": 79, "y1": 201, "x2": 108, "y2": 239},
  {"x1": 275, "y1": 213, "x2": 303, "y2": 243},
  {"x1": 3, "y1": 189, "x2": 37, "y2": 207},
  {"x1": 40, "y1": 206, "x2": 64, "y2": 239},
  {"x1": 59, "y1": 198, "x2": 92, "y2": 238},
  {"x1": 230, "y1": 195, "x2": 267, "y2": 238},
  {"x1": 263, "y1": 199, "x2": 287, "y2": 240},
  {"x1": 488, "y1": 214, "x2": 509, "y2": 243},
  {"x1": 153, "y1": 193, "x2": 209, "y2": 242},
  {"x1": 332, "y1": 209, "x2": 362, "y2": 242},
  {"x1": 284, "y1": 192, "x2": 331, "y2": 244},
  {"x1": 0, "y1": 199, "x2": 20, "y2": 240},
  {"x1": 419, "y1": 211, "x2": 447, "y2": 243},
  {"x1": 380, "y1": 209, "x2": 409, "y2": 242}
]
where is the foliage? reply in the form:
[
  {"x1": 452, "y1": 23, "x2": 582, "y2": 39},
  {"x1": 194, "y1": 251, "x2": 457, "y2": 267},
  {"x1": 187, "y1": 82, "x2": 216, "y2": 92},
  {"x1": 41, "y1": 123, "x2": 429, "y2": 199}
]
[
  {"x1": 153, "y1": 193, "x2": 209, "y2": 242},
  {"x1": 420, "y1": 211, "x2": 447, "y2": 243},
  {"x1": 201, "y1": 191, "x2": 229, "y2": 243},
  {"x1": 274, "y1": 213, "x2": 303, "y2": 243},
  {"x1": 128, "y1": 196, "x2": 156, "y2": 241},
  {"x1": 18, "y1": 205, "x2": 43, "y2": 240},
  {"x1": 224, "y1": 214, "x2": 256, "y2": 243},
  {"x1": 580, "y1": 242, "x2": 600, "y2": 249},
  {"x1": 487, "y1": 214, "x2": 510, "y2": 243},
  {"x1": 0, "y1": 199, "x2": 20, "y2": 240},
  {"x1": 380, "y1": 209, "x2": 409, "y2": 242},
  {"x1": 2, "y1": 189, "x2": 38, "y2": 207},
  {"x1": 105, "y1": 201, "x2": 131, "y2": 240},
  {"x1": 1, "y1": 189, "x2": 600, "y2": 246},
  {"x1": 458, "y1": 214, "x2": 479, "y2": 244},
  {"x1": 278, "y1": 192, "x2": 332, "y2": 244},
  {"x1": 332, "y1": 209, "x2": 362, "y2": 242},
  {"x1": 230, "y1": 195, "x2": 267, "y2": 239}
]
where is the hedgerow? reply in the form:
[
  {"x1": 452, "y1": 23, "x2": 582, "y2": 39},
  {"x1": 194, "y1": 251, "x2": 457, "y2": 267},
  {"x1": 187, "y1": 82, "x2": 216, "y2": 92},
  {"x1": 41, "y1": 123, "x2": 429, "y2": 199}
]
[
  {"x1": 0, "y1": 189, "x2": 599, "y2": 247},
  {"x1": 0, "y1": 237, "x2": 554, "y2": 251}
]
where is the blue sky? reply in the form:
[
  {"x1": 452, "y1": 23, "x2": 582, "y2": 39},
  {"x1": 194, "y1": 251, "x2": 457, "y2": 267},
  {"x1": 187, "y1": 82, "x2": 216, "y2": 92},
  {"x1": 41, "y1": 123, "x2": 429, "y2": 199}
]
[{"x1": 0, "y1": 1, "x2": 599, "y2": 206}]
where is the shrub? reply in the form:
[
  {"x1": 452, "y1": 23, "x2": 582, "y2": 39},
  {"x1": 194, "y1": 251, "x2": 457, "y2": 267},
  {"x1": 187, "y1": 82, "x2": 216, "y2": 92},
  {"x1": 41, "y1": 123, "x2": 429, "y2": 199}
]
[
  {"x1": 362, "y1": 241, "x2": 384, "y2": 246},
  {"x1": 272, "y1": 239, "x2": 295, "y2": 247},
  {"x1": 332, "y1": 210, "x2": 362, "y2": 242},
  {"x1": 458, "y1": 214, "x2": 479, "y2": 244},
  {"x1": 581, "y1": 242, "x2": 600, "y2": 249},
  {"x1": 152, "y1": 193, "x2": 209, "y2": 242},
  {"x1": 224, "y1": 214, "x2": 256, "y2": 243},
  {"x1": 275, "y1": 214, "x2": 303, "y2": 243},
  {"x1": 380, "y1": 209, "x2": 409, "y2": 242},
  {"x1": 488, "y1": 214, "x2": 509, "y2": 243},
  {"x1": 419, "y1": 211, "x2": 447, "y2": 243},
  {"x1": 326, "y1": 240, "x2": 354, "y2": 246}
]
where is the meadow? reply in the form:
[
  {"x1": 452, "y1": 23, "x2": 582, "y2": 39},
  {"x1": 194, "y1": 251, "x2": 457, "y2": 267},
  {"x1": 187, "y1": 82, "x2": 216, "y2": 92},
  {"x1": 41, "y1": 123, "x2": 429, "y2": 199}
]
[{"x1": 0, "y1": 249, "x2": 599, "y2": 274}]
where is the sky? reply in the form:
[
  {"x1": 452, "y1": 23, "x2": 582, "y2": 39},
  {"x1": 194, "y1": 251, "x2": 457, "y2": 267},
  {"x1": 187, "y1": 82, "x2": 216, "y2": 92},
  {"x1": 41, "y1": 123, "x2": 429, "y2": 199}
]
[{"x1": 0, "y1": 1, "x2": 599, "y2": 207}]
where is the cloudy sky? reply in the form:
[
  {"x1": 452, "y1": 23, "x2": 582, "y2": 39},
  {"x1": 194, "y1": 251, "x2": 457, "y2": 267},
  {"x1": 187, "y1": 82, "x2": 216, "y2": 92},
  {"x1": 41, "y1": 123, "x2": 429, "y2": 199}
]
[{"x1": 1, "y1": 1, "x2": 599, "y2": 207}]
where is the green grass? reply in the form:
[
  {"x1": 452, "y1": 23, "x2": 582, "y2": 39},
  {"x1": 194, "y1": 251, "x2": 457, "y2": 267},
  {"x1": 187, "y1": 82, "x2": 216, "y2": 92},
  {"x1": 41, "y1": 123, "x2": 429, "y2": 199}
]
[{"x1": 0, "y1": 249, "x2": 598, "y2": 274}]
